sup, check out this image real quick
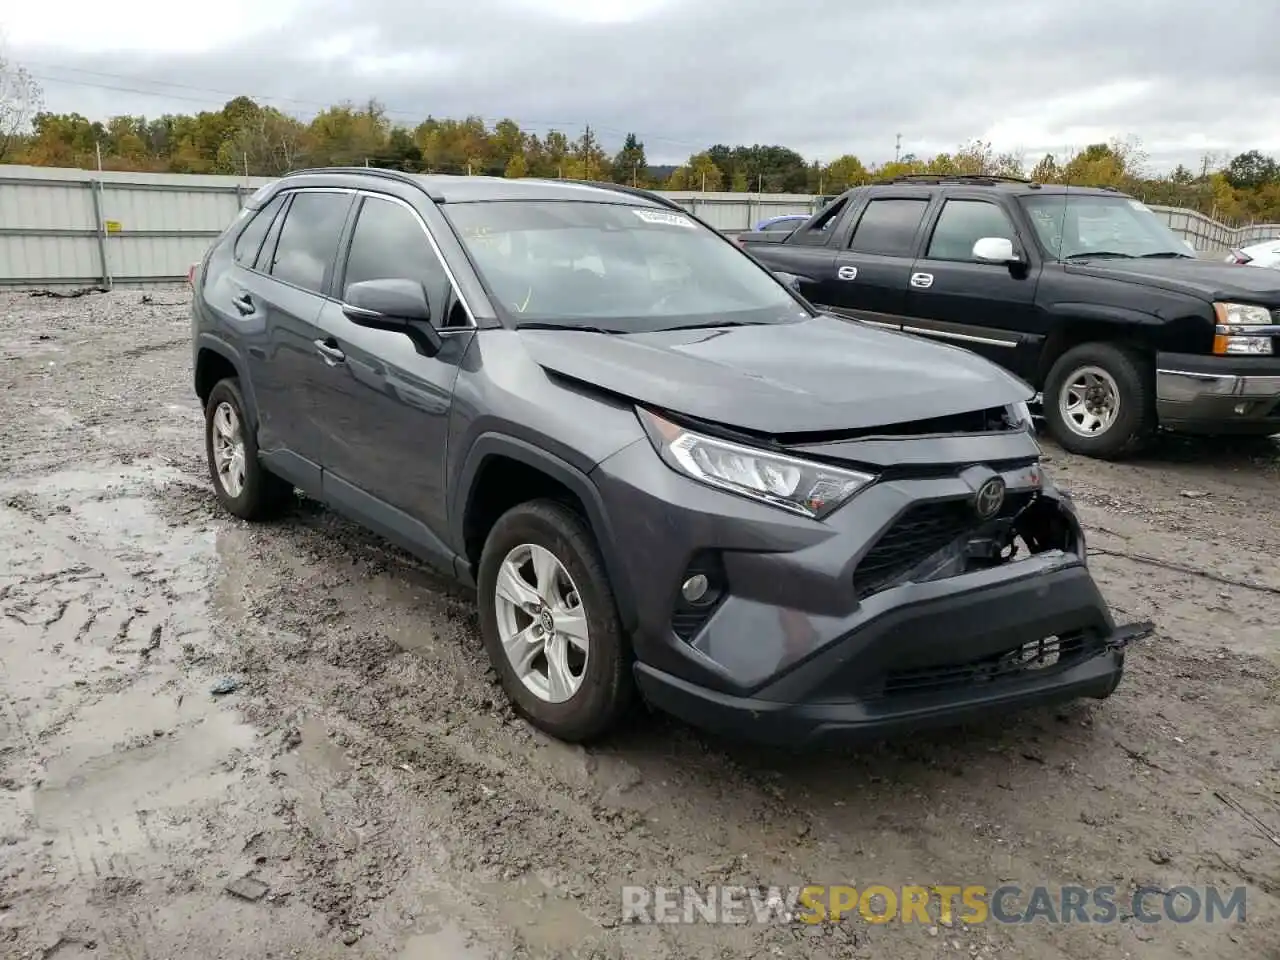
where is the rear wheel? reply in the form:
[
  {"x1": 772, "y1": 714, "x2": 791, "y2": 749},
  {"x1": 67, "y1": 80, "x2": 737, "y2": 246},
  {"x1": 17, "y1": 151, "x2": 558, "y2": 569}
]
[
  {"x1": 204, "y1": 378, "x2": 294, "y2": 520},
  {"x1": 1043, "y1": 343, "x2": 1155, "y2": 459},
  {"x1": 476, "y1": 499, "x2": 633, "y2": 742}
]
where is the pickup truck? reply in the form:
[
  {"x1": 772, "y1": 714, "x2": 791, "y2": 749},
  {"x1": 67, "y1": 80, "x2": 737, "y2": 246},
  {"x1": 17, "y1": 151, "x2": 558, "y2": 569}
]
[{"x1": 738, "y1": 174, "x2": 1280, "y2": 458}]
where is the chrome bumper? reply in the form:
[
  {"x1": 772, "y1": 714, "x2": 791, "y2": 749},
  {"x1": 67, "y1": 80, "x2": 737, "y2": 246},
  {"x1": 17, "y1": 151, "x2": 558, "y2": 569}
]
[{"x1": 1155, "y1": 368, "x2": 1280, "y2": 403}]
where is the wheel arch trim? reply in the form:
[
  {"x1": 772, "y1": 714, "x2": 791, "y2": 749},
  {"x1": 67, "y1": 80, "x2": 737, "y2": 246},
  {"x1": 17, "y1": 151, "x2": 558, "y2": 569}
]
[{"x1": 452, "y1": 433, "x2": 637, "y2": 631}]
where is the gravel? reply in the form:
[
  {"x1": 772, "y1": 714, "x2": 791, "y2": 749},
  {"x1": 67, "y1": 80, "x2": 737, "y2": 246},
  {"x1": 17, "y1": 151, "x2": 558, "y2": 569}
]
[{"x1": 0, "y1": 286, "x2": 1276, "y2": 959}]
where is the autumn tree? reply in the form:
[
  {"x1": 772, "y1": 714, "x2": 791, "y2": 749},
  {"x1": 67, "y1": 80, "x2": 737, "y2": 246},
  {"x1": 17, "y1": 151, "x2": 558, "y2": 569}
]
[
  {"x1": 668, "y1": 152, "x2": 723, "y2": 191},
  {"x1": 1224, "y1": 150, "x2": 1280, "y2": 191},
  {"x1": 504, "y1": 152, "x2": 527, "y2": 178},
  {"x1": 7, "y1": 86, "x2": 1280, "y2": 223},
  {"x1": 0, "y1": 51, "x2": 43, "y2": 162},
  {"x1": 822, "y1": 155, "x2": 870, "y2": 192}
]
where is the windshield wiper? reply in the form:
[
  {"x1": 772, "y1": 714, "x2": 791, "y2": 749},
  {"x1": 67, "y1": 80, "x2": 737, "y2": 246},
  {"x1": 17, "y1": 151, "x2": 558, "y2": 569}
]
[
  {"x1": 656, "y1": 320, "x2": 769, "y2": 332},
  {"x1": 514, "y1": 321, "x2": 621, "y2": 334},
  {"x1": 1063, "y1": 251, "x2": 1134, "y2": 260},
  {"x1": 1138, "y1": 251, "x2": 1194, "y2": 259}
]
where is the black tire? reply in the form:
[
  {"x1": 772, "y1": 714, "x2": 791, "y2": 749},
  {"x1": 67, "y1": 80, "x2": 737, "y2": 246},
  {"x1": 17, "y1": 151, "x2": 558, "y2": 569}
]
[
  {"x1": 1043, "y1": 342, "x2": 1155, "y2": 459},
  {"x1": 476, "y1": 499, "x2": 634, "y2": 742},
  {"x1": 203, "y1": 377, "x2": 294, "y2": 521}
]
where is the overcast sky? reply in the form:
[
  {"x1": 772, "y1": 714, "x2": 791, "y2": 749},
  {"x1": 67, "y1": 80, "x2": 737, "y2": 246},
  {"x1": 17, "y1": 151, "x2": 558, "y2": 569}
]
[{"x1": 5, "y1": 0, "x2": 1278, "y2": 172}]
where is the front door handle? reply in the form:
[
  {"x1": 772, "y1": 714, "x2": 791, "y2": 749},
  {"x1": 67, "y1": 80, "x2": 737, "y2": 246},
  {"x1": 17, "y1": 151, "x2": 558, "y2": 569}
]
[
  {"x1": 910, "y1": 272, "x2": 934, "y2": 289},
  {"x1": 314, "y1": 338, "x2": 346, "y2": 365}
]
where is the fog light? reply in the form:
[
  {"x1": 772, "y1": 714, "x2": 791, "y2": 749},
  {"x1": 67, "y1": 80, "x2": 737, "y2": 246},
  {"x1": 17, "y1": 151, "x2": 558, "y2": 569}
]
[{"x1": 681, "y1": 574, "x2": 709, "y2": 603}]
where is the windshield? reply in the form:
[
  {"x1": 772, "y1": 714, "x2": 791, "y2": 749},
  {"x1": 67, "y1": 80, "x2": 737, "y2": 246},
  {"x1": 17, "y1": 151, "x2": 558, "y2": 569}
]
[
  {"x1": 1019, "y1": 194, "x2": 1195, "y2": 260},
  {"x1": 443, "y1": 200, "x2": 811, "y2": 332}
]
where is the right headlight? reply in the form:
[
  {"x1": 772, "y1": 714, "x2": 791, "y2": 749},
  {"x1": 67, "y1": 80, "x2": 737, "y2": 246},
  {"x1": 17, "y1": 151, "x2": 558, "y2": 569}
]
[
  {"x1": 1213, "y1": 302, "x2": 1274, "y2": 355},
  {"x1": 637, "y1": 408, "x2": 877, "y2": 519}
]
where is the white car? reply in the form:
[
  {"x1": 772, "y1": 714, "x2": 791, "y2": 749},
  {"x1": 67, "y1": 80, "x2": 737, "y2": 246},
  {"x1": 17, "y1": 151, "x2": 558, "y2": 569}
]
[{"x1": 1225, "y1": 238, "x2": 1280, "y2": 269}]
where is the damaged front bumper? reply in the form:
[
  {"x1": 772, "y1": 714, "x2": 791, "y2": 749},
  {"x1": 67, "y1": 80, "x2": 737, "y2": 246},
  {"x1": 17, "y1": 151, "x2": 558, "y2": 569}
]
[{"x1": 592, "y1": 432, "x2": 1151, "y2": 747}]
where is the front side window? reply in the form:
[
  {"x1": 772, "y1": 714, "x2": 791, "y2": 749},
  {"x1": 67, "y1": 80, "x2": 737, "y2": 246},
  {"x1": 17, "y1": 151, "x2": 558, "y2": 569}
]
[
  {"x1": 442, "y1": 200, "x2": 810, "y2": 332},
  {"x1": 342, "y1": 197, "x2": 450, "y2": 306},
  {"x1": 1020, "y1": 194, "x2": 1195, "y2": 260},
  {"x1": 268, "y1": 191, "x2": 353, "y2": 293},
  {"x1": 926, "y1": 200, "x2": 1018, "y2": 262},
  {"x1": 847, "y1": 198, "x2": 929, "y2": 257}
]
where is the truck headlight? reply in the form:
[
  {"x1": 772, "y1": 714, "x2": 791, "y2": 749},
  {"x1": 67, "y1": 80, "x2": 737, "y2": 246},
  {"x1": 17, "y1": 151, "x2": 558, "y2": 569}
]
[
  {"x1": 1213, "y1": 302, "x2": 1274, "y2": 355},
  {"x1": 638, "y1": 408, "x2": 876, "y2": 519}
]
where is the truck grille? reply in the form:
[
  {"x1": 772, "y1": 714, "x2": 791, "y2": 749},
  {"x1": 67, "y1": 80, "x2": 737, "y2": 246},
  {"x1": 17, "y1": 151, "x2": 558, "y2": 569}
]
[{"x1": 852, "y1": 493, "x2": 1034, "y2": 600}]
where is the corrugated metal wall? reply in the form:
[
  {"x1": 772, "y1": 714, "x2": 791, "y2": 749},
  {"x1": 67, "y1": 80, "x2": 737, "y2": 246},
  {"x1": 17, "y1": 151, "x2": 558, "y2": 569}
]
[{"x1": 1, "y1": 164, "x2": 1277, "y2": 287}]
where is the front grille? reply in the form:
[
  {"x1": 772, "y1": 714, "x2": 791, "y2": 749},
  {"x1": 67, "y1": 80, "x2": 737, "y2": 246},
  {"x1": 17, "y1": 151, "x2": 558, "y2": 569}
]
[
  {"x1": 852, "y1": 492, "x2": 1034, "y2": 600},
  {"x1": 878, "y1": 629, "x2": 1103, "y2": 698}
]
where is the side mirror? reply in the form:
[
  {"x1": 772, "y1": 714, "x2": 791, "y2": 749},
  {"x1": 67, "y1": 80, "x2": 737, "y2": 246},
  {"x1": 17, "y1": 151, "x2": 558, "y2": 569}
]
[
  {"x1": 972, "y1": 237, "x2": 1019, "y2": 264},
  {"x1": 342, "y1": 278, "x2": 442, "y2": 357}
]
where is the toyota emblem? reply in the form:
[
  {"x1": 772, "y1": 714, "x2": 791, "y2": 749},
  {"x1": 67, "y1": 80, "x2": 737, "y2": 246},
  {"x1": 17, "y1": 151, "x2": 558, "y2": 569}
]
[{"x1": 974, "y1": 476, "x2": 1006, "y2": 520}]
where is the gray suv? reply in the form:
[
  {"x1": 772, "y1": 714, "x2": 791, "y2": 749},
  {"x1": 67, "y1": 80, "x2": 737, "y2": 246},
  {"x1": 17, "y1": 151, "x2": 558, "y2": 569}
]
[{"x1": 190, "y1": 168, "x2": 1150, "y2": 746}]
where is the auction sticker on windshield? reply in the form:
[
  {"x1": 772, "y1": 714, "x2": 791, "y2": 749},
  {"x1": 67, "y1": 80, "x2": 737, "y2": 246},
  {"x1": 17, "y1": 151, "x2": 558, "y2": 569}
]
[{"x1": 633, "y1": 209, "x2": 697, "y2": 228}]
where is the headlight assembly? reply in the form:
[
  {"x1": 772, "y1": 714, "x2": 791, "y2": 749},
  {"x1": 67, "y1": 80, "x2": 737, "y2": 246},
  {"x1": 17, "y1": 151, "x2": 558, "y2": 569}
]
[
  {"x1": 637, "y1": 408, "x2": 876, "y2": 519},
  {"x1": 1213, "y1": 302, "x2": 1275, "y2": 356}
]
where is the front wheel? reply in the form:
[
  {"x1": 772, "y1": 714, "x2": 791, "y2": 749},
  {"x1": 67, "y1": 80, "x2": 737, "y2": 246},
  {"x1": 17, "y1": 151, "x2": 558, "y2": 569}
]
[
  {"x1": 476, "y1": 499, "x2": 634, "y2": 742},
  {"x1": 1043, "y1": 343, "x2": 1155, "y2": 459}
]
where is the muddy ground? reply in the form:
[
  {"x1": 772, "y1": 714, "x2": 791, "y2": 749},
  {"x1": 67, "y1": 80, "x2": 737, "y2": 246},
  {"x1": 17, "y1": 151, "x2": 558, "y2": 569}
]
[{"x1": 0, "y1": 286, "x2": 1276, "y2": 960}]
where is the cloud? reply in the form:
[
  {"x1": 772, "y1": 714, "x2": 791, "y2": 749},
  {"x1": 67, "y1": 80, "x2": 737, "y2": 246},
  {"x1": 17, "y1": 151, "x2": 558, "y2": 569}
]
[{"x1": 7, "y1": 0, "x2": 1279, "y2": 170}]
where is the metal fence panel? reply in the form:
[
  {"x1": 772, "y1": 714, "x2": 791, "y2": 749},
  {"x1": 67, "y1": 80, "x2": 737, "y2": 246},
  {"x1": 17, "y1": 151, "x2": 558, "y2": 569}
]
[{"x1": 1, "y1": 164, "x2": 1277, "y2": 286}]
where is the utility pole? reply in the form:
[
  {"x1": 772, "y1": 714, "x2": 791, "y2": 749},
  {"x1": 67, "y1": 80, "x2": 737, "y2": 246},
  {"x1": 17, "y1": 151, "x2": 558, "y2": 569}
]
[
  {"x1": 244, "y1": 152, "x2": 250, "y2": 177},
  {"x1": 895, "y1": 134, "x2": 901, "y2": 164},
  {"x1": 633, "y1": 161, "x2": 638, "y2": 187},
  {"x1": 95, "y1": 141, "x2": 103, "y2": 171}
]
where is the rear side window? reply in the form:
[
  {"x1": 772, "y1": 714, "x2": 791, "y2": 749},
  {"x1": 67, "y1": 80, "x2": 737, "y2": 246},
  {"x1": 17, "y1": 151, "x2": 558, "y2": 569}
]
[
  {"x1": 233, "y1": 194, "x2": 285, "y2": 267},
  {"x1": 848, "y1": 198, "x2": 929, "y2": 257},
  {"x1": 926, "y1": 200, "x2": 1017, "y2": 261},
  {"x1": 268, "y1": 191, "x2": 353, "y2": 294}
]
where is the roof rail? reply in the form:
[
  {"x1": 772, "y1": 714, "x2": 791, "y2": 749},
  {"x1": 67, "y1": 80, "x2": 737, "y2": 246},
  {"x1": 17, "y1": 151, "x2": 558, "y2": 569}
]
[
  {"x1": 282, "y1": 165, "x2": 449, "y2": 201},
  {"x1": 573, "y1": 180, "x2": 688, "y2": 211},
  {"x1": 285, "y1": 165, "x2": 418, "y2": 185},
  {"x1": 874, "y1": 173, "x2": 1036, "y2": 187}
]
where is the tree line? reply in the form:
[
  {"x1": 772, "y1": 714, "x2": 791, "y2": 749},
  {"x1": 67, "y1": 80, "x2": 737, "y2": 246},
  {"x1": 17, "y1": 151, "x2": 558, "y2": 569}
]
[{"x1": 2, "y1": 57, "x2": 1279, "y2": 226}]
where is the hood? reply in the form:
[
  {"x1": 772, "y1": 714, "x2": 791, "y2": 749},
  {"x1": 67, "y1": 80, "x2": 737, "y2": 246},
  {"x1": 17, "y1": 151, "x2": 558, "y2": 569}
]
[
  {"x1": 1066, "y1": 257, "x2": 1280, "y2": 303},
  {"x1": 518, "y1": 315, "x2": 1033, "y2": 435}
]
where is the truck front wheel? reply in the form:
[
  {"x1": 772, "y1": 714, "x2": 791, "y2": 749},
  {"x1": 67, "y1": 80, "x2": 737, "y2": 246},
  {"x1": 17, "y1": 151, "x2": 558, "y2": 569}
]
[{"x1": 1043, "y1": 343, "x2": 1155, "y2": 459}]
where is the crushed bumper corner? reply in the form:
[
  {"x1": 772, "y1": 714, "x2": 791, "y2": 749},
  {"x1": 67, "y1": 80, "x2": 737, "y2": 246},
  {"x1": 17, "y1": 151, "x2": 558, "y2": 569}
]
[{"x1": 633, "y1": 566, "x2": 1151, "y2": 748}]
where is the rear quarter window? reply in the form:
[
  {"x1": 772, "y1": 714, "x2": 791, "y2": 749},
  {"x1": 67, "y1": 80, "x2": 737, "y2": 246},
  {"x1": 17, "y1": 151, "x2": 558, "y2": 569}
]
[{"x1": 232, "y1": 194, "x2": 286, "y2": 267}]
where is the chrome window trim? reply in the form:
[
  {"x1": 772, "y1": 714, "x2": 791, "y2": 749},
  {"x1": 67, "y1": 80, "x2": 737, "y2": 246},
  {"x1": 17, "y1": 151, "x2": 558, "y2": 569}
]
[{"x1": 350, "y1": 190, "x2": 478, "y2": 330}]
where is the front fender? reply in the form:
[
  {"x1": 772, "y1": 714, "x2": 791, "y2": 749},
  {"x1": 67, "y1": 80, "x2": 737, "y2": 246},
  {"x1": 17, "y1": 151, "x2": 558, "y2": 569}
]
[{"x1": 450, "y1": 432, "x2": 639, "y2": 631}]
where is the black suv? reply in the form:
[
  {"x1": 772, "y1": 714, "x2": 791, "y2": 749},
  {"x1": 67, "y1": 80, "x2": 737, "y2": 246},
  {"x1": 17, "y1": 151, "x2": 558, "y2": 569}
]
[
  {"x1": 190, "y1": 168, "x2": 1149, "y2": 746},
  {"x1": 740, "y1": 175, "x2": 1280, "y2": 458}
]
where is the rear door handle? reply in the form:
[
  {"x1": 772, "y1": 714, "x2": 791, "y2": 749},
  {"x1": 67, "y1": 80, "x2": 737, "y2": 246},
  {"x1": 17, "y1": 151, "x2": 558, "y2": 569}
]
[
  {"x1": 232, "y1": 291, "x2": 256, "y2": 315},
  {"x1": 910, "y1": 272, "x2": 934, "y2": 289},
  {"x1": 314, "y1": 338, "x2": 346, "y2": 365}
]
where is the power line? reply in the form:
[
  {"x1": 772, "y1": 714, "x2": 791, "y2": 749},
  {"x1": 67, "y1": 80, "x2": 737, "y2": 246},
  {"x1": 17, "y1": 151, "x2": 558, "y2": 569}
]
[{"x1": 23, "y1": 62, "x2": 702, "y2": 148}]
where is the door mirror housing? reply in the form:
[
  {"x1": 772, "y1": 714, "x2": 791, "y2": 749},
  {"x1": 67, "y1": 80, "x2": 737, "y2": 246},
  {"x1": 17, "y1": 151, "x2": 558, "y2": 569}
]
[
  {"x1": 972, "y1": 237, "x2": 1019, "y2": 264},
  {"x1": 342, "y1": 278, "x2": 442, "y2": 357}
]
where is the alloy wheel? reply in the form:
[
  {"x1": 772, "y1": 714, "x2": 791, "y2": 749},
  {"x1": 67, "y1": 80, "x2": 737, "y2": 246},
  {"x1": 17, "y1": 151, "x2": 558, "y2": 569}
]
[
  {"x1": 211, "y1": 401, "x2": 247, "y2": 498},
  {"x1": 492, "y1": 543, "x2": 589, "y2": 703}
]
